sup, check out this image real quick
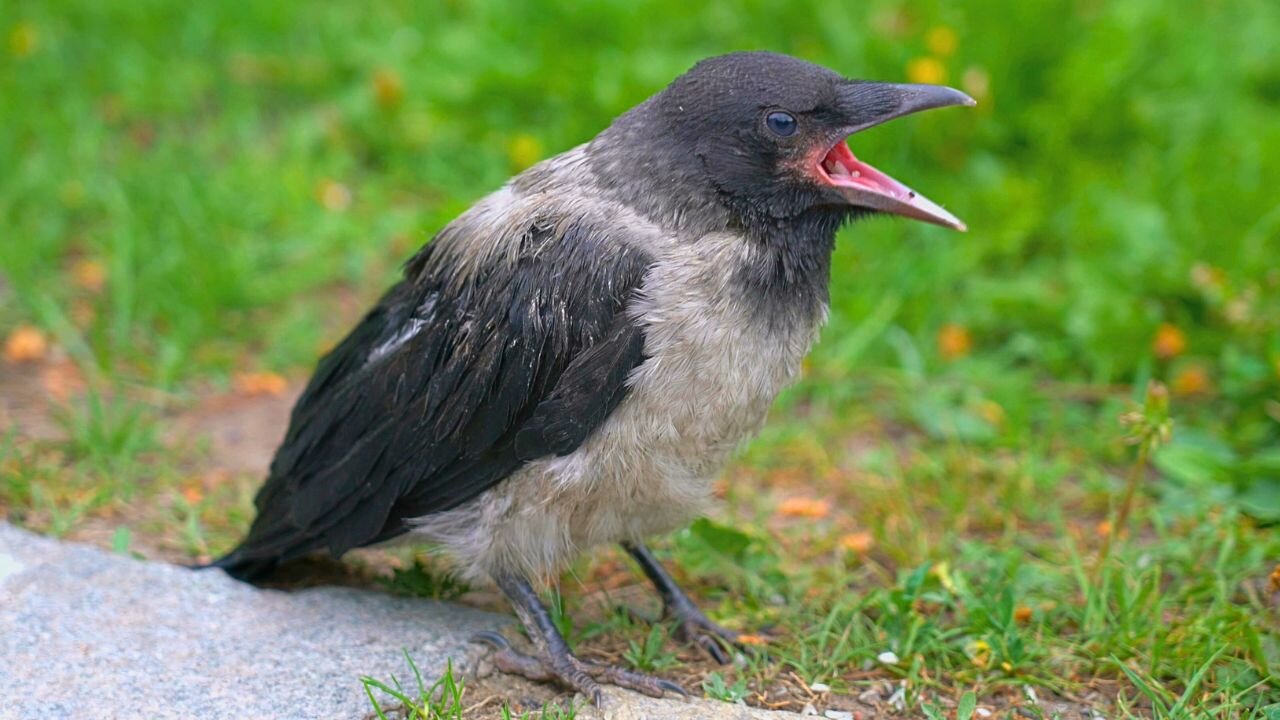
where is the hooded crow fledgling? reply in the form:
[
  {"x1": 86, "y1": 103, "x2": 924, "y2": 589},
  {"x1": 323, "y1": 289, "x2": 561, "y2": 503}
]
[{"x1": 212, "y1": 51, "x2": 972, "y2": 701}]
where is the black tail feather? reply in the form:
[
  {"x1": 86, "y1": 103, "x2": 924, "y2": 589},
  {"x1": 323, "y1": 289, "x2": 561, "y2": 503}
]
[{"x1": 193, "y1": 550, "x2": 280, "y2": 582}]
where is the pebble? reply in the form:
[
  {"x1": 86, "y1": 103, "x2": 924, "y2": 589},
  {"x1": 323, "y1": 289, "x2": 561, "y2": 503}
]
[
  {"x1": 857, "y1": 687, "x2": 882, "y2": 704},
  {"x1": 876, "y1": 650, "x2": 900, "y2": 665}
]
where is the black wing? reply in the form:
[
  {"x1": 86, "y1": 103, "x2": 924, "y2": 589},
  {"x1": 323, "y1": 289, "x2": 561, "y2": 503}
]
[{"x1": 213, "y1": 217, "x2": 652, "y2": 579}]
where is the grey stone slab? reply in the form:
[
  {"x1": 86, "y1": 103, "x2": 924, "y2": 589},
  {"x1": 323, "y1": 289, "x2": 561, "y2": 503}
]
[{"x1": 0, "y1": 523, "x2": 505, "y2": 720}]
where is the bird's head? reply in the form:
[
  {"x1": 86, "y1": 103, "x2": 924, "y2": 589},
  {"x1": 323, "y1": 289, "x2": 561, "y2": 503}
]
[{"x1": 599, "y1": 51, "x2": 974, "y2": 237}]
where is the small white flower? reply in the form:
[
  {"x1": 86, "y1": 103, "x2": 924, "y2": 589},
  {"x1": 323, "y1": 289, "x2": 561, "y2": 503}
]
[{"x1": 888, "y1": 683, "x2": 907, "y2": 711}]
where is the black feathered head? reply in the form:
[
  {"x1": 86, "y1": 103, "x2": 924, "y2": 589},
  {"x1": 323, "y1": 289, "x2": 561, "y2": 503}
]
[{"x1": 594, "y1": 51, "x2": 973, "y2": 236}]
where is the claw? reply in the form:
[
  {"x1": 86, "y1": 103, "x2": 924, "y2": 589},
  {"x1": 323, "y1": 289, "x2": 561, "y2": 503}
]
[
  {"x1": 469, "y1": 630, "x2": 512, "y2": 650},
  {"x1": 700, "y1": 635, "x2": 731, "y2": 665},
  {"x1": 658, "y1": 679, "x2": 690, "y2": 697}
]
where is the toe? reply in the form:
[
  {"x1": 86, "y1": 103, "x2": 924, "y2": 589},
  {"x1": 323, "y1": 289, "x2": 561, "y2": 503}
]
[
  {"x1": 580, "y1": 661, "x2": 683, "y2": 699},
  {"x1": 563, "y1": 666, "x2": 605, "y2": 704},
  {"x1": 469, "y1": 630, "x2": 512, "y2": 649},
  {"x1": 698, "y1": 634, "x2": 732, "y2": 664},
  {"x1": 658, "y1": 678, "x2": 689, "y2": 697}
]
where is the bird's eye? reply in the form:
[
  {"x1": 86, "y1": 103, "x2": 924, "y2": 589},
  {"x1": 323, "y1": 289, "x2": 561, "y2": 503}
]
[{"x1": 765, "y1": 111, "x2": 798, "y2": 137}]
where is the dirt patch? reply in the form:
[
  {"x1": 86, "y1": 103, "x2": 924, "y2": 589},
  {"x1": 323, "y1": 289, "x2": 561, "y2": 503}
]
[
  {"x1": 0, "y1": 362, "x2": 306, "y2": 563},
  {"x1": 2, "y1": 350, "x2": 299, "y2": 475},
  {"x1": 0, "y1": 361, "x2": 66, "y2": 440},
  {"x1": 168, "y1": 385, "x2": 300, "y2": 475}
]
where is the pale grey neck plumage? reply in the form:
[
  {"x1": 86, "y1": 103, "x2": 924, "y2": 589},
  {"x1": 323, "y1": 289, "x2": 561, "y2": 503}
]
[{"x1": 584, "y1": 99, "x2": 842, "y2": 328}]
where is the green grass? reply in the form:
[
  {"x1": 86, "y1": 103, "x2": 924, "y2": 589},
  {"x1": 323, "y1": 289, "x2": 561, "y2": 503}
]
[
  {"x1": 499, "y1": 699, "x2": 579, "y2": 720},
  {"x1": 363, "y1": 655, "x2": 468, "y2": 720},
  {"x1": 363, "y1": 654, "x2": 582, "y2": 720},
  {"x1": 2, "y1": 0, "x2": 1279, "y2": 717}
]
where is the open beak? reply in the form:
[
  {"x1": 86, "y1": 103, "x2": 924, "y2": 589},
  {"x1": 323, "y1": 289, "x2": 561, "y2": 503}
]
[{"x1": 818, "y1": 82, "x2": 975, "y2": 231}]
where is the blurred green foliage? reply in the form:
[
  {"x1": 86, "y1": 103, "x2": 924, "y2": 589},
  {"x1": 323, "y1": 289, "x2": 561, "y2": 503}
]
[
  {"x1": 8, "y1": 0, "x2": 1277, "y2": 513},
  {"x1": 3, "y1": 2, "x2": 1279, "y2": 711}
]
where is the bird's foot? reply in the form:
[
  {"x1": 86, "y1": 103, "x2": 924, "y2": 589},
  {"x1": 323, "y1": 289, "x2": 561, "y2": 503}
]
[
  {"x1": 472, "y1": 631, "x2": 687, "y2": 704},
  {"x1": 667, "y1": 600, "x2": 745, "y2": 664},
  {"x1": 621, "y1": 542, "x2": 752, "y2": 665}
]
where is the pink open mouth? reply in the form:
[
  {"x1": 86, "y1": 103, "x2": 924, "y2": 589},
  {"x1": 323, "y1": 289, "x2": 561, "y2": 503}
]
[{"x1": 815, "y1": 138, "x2": 966, "y2": 232}]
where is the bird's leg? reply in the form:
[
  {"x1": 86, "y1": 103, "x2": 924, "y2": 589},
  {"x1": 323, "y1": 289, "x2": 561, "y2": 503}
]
[
  {"x1": 472, "y1": 572, "x2": 686, "y2": 704},
  {"x1": 622, "y1": 542, "x2": 743, "y2": 664}
]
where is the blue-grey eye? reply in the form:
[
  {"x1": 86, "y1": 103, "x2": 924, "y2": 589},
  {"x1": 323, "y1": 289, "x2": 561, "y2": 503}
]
[{"x1": 765, "y1": 111, "x2": 797, "y2": 137}]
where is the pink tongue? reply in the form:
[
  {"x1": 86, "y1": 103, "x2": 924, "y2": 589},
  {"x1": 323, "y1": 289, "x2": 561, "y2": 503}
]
[
  {"x1": 824, "y1": 142, "x2": 906, "y2": 198},
  {"x1": 823, "y1": 141, "x2": 967, "y2": 232},
  {"x1": 848, "y1": 157, "x2": 909, "y2": 198}
]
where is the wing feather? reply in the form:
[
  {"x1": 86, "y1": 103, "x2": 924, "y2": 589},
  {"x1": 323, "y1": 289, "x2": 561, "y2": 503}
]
[{"x1": 214, "y1": 215, "x2": 653, "y2": 578}]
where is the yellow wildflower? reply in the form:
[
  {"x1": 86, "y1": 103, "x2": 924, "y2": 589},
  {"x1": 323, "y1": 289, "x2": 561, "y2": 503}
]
[
  {"x1": 777, "y1": 497, "x2": 831, "y2": 519},
  {"x1": 937, "y1": 323, "x2": 972, "y2": 360},
  {"x1": 233, "y1": 371, "x2": 288, "y2": 397},
  {"x1": 4, "y1": 325, "x2": 48, "y2": 363},
  {"x1": 968, "y1": 639, "x2": 991, "y2": 668},
  {"x1": 70, "y1": 258, "x2": 107, "y2": 293},
  {"x1": 507, "y1": 134, "x2": 543, "y2": 171},
  {"x1": 9, "y1": 22, "x2": 38, "y2": 58},
  {"x1": 926, "y1": 26, "x2": 958, "y2": 57},
  {"x1": 839, "y1": 531, "x2": 874, "y2": 554},
  {"x1": 1152, "y1": 323, "x2": 1186, "y2": 359},
  {"x1": 372, "y1": 69, "x2": 403, "y2": 109},
  {"x1": 977, "y1": 400, "x2": 1005, "y2": 426},
  {"x1": 907, "y1": 57, "x2": 947, "y2": 85},
  {"x1": 1172, "y1": 365, "x2": 1211, "y2": 397},
  {"x1": 961, "y1": 66, "x2": 992, "y2": 104},
  {"x1": 317, "y1": 179, "x2": 352, "y2": 212}
]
